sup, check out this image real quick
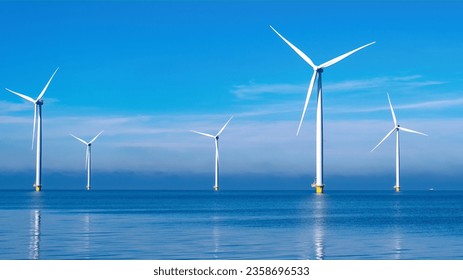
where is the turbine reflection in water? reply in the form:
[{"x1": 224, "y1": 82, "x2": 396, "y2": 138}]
[
  {"x1": 313, "y1": 194, "x2": 325, "y2": 260},
  {"x1": 82, "y1": 212, "x2": 91, "y2": 259},
  {"x1": 392, "y1": 198, "x2": 404, "y2": 259},
  {"x1": 211, "y1": 215, "x2": 220, "y2": 259},
  {"x1": 28, "y1": 210, "x2": 41, "y2": 260},
  {"x1": 392, "y1": 227, "x2": 403, "y2": 260}
]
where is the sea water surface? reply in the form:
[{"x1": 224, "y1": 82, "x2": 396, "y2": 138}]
[{"x1": 0, "y1": 190, "x2": 462, "y2": 260}]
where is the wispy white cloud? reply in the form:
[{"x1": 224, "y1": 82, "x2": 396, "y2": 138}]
[
  {"x1": 0, "y1": 101, "x2": 31, "y2": 113},
  {"x1": 396, "y1": 97, "x2": 463, "y2": 110},
  {"x1": 336, "y1": 96, "x2": 463, "y2": 114},
  {"x1": 232, "y1": 75, "x2": 445, "y2": 99},
  {"x1": 323, "y1": 79, "x2": 383, "y2": 92},
  {"x1": 393, "y1": 75, "x2": 422, "y2": 81},
  {"x1": 0, "y1": 115, "x2": 31, "y2": 124},
  {"x1": 324, "y1": 75, "x2": 444, "y2": 91},
  {"x1": 231, "y1": 83, "x2": 306, "y2": 99}
]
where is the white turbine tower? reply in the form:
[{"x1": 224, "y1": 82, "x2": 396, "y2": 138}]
[
  {"x1": 270, "y1": 26, "x2": 375, "y2": 193},
  {"x1": 70, "y1": 131, "x2": 104, "y2": 191},
  {"x1": 5, "y1": 68, "x2": 59, "y2": 191},
  {"x1": 191, "y1": 116, "x2": 233, "y2": 191},
  {"x1": 371, "y1": 94, "x2": 427, "y2": 192}
]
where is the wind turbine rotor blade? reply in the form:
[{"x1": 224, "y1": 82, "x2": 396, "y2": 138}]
[
  {"x1": 36, "y1": 67, "x2": 59, "y2": 101},
  {"x1": 5, "y1": 88, "x2": 35, "y2": 103},
  {"x1": 319, "y1": 41, "x2": 375, "y2": 69},
  {"x1": 371, "y1": 128, "x2": 396, "y2": 152},
  {"x1": 70, "y1": 134, "x2": 89, "y2": 145},
  {"x1": 191, "y1": 130, "x2": 215, "y2": 138},
  {"x1": 217, "y1": 116, "x2": 233, "y2": 136},
  {"x1": 85, "y1": 147, "x2": 89, "y2": 170},
  {"x1": 89, "y1": 130, "x2": 104, "y2": 144},
  {"x1": 387, "y1": 93, "x2": 397, "y2": 126},
  {"x1": 215, "y1": 138, "x2": 219, "y2": 162},
  {"x1": 399, "y1": 127, "x2": 428, "y2": 136},
  {"x1": 32, "y1": 104, "x2": 37, "y2": 149},
  {"x1": 269, "y1": 25, "x2": 317, "y2": 69},
  {"x1": 297, "y1": 70, "x2": 317, "y2": 136}
]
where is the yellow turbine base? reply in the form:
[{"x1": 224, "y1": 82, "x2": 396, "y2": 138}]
[
  {"x1": 394, "y1": 186, "x2": 400, "y2": 192},
  {"x1": 312, "y1": 183, "x2": 324, "y2": 194},
  {"x1": 34, "y1": 185, "x2": 42, "y2": 192}
]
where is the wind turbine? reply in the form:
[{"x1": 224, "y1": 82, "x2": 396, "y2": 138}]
[
  {"x1": 371, "y1": 94, "x2": 427, "y2": 192},
  {"x1": 270, "y1": 26, "x2": 375, "y2": 193},
  {"x1": 5, "y1": 68, "x2": 59, "y2": 191},
  {"x1": 70, "y1": 131, "x2": 104, "y2": 191},
  {"x1": 191, "y1": 116, "x2": 233, "y2": 191}
]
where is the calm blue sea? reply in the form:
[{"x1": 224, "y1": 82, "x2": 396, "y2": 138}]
[{"x1": 0, "y1": 190, "x2": 462, "y2": 260}]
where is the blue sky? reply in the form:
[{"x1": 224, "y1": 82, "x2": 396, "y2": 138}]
[{"x1": 1, "y1": 1, "x2": 463, "y2": 190}]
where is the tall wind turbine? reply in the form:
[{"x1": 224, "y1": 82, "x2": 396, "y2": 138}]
[
  {"x1": 371, "y1": 94, "x2": 427, "y2": 192},
  {"x1": 70, "y1": 131, "x2": 104, "y2": 191},
  {"x1": 191, "y1": 116, "x2": 233, "y2": 191},
  {"x1": 270, "y1": 26, "x2": 375, "y2": 193},
  {"x1": 5, "y1": 68, "x2": 59, "y2": 191}
]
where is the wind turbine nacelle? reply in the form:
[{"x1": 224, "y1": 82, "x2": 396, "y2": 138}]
[{"x1": 36, "y1": 100, "x2": 44, "y2": 105}]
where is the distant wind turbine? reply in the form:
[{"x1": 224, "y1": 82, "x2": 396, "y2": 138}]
[
  {"x1": 191, "y1": 116, "x2": 233, "y2": 191},
  {"x1": 371, "y1": 94, "x2": 427, "y2": 192},
  {"x1": 5, "y1": 68, "x2": 59, "y2": 191},
  {"x1": 70, "y1": 131, "x2": 104, "y2": 191},
  {"x1": 270, "y1": 25, "x2": 375, "y2": 193}
]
